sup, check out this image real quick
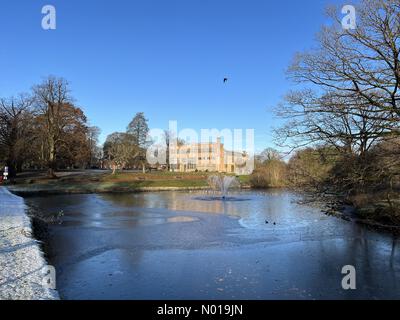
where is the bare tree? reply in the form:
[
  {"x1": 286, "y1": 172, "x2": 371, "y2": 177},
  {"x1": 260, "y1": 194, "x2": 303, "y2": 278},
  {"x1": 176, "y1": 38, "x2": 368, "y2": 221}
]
[
  {"x1": 163, "y1": 130, "x2": 172, "y2": 171},
  {"x1": 275, "y1": 90, "x2": 395, "y2": 157},
  {"x1": 276, "y1": 0, "x2": 400, "y2": 153},
  {"x1": 33, "y1": 76, "x2": 88, "y2": 177},
  {"x1": 87, "y1": 126, "x2": 101, "y2": 168},
  {"x1": 0, "y1": 94, "x2": 34, "y2": 177},
  {"x1": 274, "y1": 0, "x2": 400, "y2": 194},
  {"x1": 163, "y1": 130, "x2": 186, "y2": 171},
  {"x1": 256, "y1": 148, "x2": 283, "y2": 164},
  {"x1": 287, "y1": 0, "x2": 400, "y2": 124}
]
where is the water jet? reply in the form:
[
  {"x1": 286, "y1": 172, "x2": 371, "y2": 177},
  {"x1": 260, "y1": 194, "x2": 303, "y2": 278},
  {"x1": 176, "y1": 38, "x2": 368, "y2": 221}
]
[{"x1": 207, "y1": 175, "x2": 240, "y2": 199}]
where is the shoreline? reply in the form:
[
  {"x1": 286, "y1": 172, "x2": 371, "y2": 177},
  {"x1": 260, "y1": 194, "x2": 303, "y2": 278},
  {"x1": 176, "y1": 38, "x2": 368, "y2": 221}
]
[
  {"x1": 8, "y1": 185, "x2": 212, "y2": 197},
  {"x1": 297, "y1": 190, "x2": 400, "y2": 235}
]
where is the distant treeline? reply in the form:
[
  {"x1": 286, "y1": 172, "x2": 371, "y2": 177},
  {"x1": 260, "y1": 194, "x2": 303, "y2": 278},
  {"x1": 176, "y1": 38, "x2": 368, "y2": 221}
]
[{"x1": 0, "y1": 76, "x2": 155, "y2": 178}]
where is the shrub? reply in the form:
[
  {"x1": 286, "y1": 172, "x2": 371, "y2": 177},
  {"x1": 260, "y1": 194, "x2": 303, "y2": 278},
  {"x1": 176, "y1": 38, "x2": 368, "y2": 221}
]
[{"x1": 250, "y1": 159, "x2": 287, "y2": 188}]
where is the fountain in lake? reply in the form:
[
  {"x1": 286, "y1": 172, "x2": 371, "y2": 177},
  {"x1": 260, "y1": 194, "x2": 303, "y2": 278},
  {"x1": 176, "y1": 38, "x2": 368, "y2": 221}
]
[{"x1": 207, "y1": 175, "x2": 240, "y2": 199}]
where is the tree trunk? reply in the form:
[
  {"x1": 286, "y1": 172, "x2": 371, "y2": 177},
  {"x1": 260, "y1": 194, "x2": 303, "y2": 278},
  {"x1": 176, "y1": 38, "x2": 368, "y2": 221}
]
[
  {"x1": 47, "y1": 167, "x2": 57, "y2": 178},
  {"x1": 47, "y1": 136, "x2": 57, "y2": 178},
  {"x1": 6, "y1": 144, "x2": 17, "y2": 178},
  {"x1": 166, "y1": 145, "x2": 170, "y2": 171},
  {"x1": 16, "y1": 161, "x2": 23, "y2": 173}
]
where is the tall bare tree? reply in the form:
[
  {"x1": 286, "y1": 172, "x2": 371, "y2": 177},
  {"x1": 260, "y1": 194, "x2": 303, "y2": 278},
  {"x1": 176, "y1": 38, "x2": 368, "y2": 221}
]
[
  {"x1": 287, "y1": 0, "x2": 400, "y2": 124},
  {"x1": 87, "y1": 126, "x2": 101, "y2": 168},
  {"x1": 276, "y1": 0, "x2": 400, "y2": 152},
  {"x1": 33, "y1": 76, "x2": 88, "y2": 177},
  {"x1": 275, "y1": 0, "x2": 400, "y2": 193},
  {"x1": 163, "y1": 130, "x2": 186, "y2": 171}
]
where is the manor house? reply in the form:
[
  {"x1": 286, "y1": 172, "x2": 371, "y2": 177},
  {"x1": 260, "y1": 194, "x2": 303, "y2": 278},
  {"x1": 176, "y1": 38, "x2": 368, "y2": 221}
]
[{"x1": 170, "y1": 138, "x2": 251, "y2": 175}]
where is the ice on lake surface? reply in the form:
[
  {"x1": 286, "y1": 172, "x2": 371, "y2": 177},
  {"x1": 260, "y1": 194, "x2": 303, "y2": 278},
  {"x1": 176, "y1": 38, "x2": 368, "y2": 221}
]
[{"x1": 26, "y1": 190, "x2": 400, "y2": 300}]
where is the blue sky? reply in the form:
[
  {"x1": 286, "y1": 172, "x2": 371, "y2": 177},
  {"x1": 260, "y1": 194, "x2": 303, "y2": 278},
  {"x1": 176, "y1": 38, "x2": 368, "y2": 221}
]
[{"x1": 0, "y1": 0, "x2": 346, "y2": 152}]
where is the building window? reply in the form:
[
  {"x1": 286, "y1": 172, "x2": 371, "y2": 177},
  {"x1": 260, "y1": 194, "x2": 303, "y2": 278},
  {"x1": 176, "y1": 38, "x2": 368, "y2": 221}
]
[{"x1": 188, "y1": 163, "x2": 196, "y2": 170}]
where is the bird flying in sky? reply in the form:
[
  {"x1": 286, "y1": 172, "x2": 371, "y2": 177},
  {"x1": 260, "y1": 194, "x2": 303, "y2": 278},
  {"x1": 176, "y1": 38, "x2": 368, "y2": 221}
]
[{"x1": 223, "y1": 77, "x2": 228, "y2": 83}]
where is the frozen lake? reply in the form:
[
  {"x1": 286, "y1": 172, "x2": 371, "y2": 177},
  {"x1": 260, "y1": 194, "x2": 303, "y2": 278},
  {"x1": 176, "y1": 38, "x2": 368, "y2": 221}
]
[{"x1": 26, "y1": 190, "x2": 400, "y2": 299}]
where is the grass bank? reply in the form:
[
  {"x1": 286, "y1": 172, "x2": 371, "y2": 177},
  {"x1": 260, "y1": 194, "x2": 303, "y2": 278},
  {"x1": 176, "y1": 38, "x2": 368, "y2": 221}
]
[{"x1": 6, "y1": 170, "x2": 251, "y2": 196}]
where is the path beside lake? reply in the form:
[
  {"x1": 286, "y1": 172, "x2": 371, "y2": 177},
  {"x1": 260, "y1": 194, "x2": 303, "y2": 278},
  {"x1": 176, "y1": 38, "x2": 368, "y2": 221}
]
[{"x1": 0, "y1": 187, "x2": 59, "y2": 300}]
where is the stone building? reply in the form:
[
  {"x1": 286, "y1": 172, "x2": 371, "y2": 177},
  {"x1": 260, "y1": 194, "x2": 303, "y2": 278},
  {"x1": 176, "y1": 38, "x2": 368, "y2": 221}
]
[{"x1": 170, "y1": 138, "x2": 250, "y2": 175}]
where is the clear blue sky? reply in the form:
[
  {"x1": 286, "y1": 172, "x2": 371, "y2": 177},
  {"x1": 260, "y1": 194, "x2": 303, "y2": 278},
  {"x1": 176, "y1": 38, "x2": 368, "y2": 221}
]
[{"x1": 0, "y1": 0, "x2": 346, "y2": 152}]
